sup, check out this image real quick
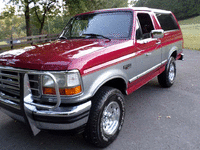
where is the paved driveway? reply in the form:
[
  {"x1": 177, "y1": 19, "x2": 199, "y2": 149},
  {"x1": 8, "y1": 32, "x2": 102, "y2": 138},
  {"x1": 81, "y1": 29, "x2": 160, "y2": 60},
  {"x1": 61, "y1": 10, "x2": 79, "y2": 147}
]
[{"x1": 0, "y1": 49, "x2": 200, "y2": 150}]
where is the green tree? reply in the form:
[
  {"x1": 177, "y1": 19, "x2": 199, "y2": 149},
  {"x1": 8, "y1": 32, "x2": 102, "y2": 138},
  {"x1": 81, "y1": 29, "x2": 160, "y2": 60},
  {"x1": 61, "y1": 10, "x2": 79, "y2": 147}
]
[
  {"x1": 12, "y1": 15, "x2": 26, "y2": 38},
  {"x1": 135, "y1": 0, "x2": 200, "y2": 20},
  {"x1": 65, "y1": 0, "x2": 128, "y2": 16},
  {"x1": 37, "y1": 0, "x2": 128, "y2": 34},
  {"x1": 2, "y1": 0, "x2": 128, "y2": 37},
  {"x1": 43, "y1": 10, "x2": 71, "y2": 34},
  {"x1": 31, "y1": 0, "x2": 61, "y2": 35},
  {"x1": 4, "y1": 0, "x2": 34, "y2": 36},
  {"x1": 129, "y1": 0, "x2": 138, "y2": 6},
  {"x1": 0, "y1": 6, "x2": 15, "y2": 40},
  {"x1": 23, "y1": 0, "x2": 32, "y2": 36},
  {"x1": 5, "y1": 0, "x2": 61, "y2": 36},
  {"x1": 0, "y1": 20, "x2": 9, "y2": 40},
  {"x1": 0, "y1": 6, "x2": 26, "y2": 40},
  {"x1": 0, "y1": 5, "x2": 15, "y2": 19}
]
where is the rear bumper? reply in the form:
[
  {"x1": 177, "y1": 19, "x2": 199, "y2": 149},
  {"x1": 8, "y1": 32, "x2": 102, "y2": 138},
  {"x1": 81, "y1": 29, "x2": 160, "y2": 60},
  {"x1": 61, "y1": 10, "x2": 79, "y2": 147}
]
[{"x1": 178, "y1": 53, "x2": 184, "y2": 61}]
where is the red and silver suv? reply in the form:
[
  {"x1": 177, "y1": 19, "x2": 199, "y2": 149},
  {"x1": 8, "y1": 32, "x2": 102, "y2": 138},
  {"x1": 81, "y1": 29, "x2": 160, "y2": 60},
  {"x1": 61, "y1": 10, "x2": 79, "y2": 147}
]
[{"x1": 0, "y1": 7, "x2": 184, "y2": 147}]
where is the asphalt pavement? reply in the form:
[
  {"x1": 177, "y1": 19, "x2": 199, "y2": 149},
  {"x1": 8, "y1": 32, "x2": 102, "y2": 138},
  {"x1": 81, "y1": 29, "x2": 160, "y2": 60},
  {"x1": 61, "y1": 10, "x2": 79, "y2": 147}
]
[{"x1": 0, "y1": 49, "x2": 200, "y2": 150}]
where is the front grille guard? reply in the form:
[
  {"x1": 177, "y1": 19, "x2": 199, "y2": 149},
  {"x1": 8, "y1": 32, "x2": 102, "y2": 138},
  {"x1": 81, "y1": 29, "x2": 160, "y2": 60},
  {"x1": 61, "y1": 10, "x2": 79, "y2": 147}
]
[{"x1": 24, "y1": 72, "x2": 61, "y2": 110}]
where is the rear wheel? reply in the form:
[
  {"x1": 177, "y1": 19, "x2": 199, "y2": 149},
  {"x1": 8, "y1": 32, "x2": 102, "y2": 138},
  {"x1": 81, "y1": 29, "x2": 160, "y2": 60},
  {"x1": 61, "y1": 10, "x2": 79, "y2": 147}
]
[
  {"x1": 158, "y1": 56, "x2": 176, "y2": 87},
  {"x1": 83, "y1": 86, "x2": 125, "y2": 148}
]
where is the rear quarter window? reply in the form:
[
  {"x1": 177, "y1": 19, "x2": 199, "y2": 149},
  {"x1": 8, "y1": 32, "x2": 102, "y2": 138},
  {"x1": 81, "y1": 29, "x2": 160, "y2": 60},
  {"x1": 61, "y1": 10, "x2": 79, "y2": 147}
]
[{"x1": 156, "y1": 13, "x2": 179, "y2": 31}]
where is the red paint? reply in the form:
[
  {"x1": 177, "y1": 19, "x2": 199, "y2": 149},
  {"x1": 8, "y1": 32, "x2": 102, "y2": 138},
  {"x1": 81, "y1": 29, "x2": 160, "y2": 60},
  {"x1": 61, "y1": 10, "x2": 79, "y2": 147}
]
[
  {"x1": 0, "y1": 7, "x2": 183, "y2": 78},
  {"x1": 176, "y1": 52, "x2": 183, "y2": 60},
  {"x1": 0, "y1": 39, "x2": 111, "y2": 70},
  {"x1": 161, "y1": 30, "x2": 183, "y2": 46},
  {"x1": 151, "y1": 13, "x2": 162, "y2": 29},
  {"x1": 0, "y1": 39, "x2": 135, "y2": 72},
  {"x1": 126, "y1": 64, "x2": 166, "y2": 95},
  {"x1": 69, "y1": 40, "x2": 134, "y2": 75}
]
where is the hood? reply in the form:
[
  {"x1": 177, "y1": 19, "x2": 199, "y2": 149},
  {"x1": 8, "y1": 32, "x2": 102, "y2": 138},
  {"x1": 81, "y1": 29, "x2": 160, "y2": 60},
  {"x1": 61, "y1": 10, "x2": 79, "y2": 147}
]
[{"x1": 0, "y1": 39, "x2": 106, "y2": 70}]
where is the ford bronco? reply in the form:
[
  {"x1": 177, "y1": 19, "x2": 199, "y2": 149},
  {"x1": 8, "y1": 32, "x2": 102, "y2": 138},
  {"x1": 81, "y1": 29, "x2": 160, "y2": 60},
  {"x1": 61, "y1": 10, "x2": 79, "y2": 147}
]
[{"x1": 0, "y1": 7, "x2": 184, "y2": 147}]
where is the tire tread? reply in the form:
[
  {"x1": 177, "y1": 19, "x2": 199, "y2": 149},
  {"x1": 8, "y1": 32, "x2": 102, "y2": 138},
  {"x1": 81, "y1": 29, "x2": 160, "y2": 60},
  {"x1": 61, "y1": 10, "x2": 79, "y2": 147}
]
[{"x1": 83, "y1": 86, "x2": 125, "y2": 148}]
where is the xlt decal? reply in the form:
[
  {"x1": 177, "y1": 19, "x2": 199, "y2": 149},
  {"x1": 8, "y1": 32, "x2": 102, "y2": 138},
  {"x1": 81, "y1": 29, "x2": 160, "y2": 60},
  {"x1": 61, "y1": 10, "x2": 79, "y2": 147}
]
[{"x1": 123, "y1": 64, "x2": 132, "y2": 70}]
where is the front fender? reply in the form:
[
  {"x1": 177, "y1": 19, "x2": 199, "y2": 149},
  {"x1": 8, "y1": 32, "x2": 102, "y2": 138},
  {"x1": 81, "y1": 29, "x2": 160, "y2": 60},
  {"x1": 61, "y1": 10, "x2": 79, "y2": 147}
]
[{"x1": 82, "y1": 67, "x2": 128, "y2": 99}]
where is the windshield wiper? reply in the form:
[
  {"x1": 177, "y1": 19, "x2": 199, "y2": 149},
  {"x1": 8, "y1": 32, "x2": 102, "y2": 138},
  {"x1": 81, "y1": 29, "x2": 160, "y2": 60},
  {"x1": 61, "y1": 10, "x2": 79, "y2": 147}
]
[
  {"x1": 82, "y1": 33, "x2": 111, "y2": 41},
  {"x1": 58, "y1": 36, "x2": 68, "y2": 40}
]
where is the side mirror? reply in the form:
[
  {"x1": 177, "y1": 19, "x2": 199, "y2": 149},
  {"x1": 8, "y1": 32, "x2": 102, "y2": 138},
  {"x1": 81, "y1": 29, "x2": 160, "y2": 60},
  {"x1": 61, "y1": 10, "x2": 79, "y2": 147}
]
[{"x1": 151, "y1": 29, "x2": 164, "y2": 39}]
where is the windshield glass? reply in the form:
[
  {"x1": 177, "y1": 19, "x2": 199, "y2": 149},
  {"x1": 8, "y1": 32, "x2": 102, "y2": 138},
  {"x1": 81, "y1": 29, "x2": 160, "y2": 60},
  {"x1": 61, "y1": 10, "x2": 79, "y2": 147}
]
[{"x1": 60, "y1": 12, "x2": 132, "y2": 39}]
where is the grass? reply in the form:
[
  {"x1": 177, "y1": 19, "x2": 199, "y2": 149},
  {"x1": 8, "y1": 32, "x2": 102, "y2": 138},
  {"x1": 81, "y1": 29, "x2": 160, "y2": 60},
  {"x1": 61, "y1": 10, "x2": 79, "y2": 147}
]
[
  {"x1": 179, "y1": 16, "x2": 200, "y2": 25},
  {"x1": 0, "y1": 41, "x2": 7, "y2": 46},
  {"x1": 180, "y1": 24, "x2": 200, "y2": 50},
  {"x1": 179, "y1": 15, "x2": 200, "y2": 50}
]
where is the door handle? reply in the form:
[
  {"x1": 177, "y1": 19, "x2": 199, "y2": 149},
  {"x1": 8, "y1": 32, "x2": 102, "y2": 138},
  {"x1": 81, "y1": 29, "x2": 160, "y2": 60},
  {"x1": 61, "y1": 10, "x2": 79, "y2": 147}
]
[
  {"x1": 156, "y1": 40, "x2": 161, "y2": 45},
  {"x1": 143, "y1": 40, "x2": 149, "y2": 44},
  {"x1": 145, "y1": 53, "x2": 152, "y2": 56}
]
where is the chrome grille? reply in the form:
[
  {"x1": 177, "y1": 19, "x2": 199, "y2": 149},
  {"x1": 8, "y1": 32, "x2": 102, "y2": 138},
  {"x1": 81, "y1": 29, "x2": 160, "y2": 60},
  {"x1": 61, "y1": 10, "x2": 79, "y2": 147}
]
[
  {"x1": 28, "y1": 74, "x2": 41, "y2": 98},
  {"x1": 0, "y1": 69, "x2": 20, "y2": 105}
]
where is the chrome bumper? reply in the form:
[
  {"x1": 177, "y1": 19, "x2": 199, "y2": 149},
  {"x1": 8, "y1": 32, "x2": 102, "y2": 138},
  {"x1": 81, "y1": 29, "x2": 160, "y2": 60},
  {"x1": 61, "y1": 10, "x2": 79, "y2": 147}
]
[
  {"x1": 24, "y1": 100, "x2": 91, "y2": 135},
  {"x1": 0, "y1": 69, "x2": 91, "y2": 136},
  {"x1": 178, "y1": 53, "x2": 184, "y2": 61},
  {"x1": 0, "y1": 98, "x2": 91, "y2": 135}
]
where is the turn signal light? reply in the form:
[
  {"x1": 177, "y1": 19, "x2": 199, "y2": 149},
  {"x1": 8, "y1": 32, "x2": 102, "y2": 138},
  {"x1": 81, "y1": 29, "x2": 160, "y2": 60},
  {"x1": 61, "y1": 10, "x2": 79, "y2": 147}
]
[{"x1": 43, "y1": 86, "x2": 82, "y2": 95}]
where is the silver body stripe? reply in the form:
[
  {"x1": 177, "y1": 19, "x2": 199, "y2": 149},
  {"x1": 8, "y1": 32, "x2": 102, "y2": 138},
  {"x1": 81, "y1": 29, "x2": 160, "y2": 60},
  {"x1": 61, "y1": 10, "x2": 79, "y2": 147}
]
[
  {"x1": 84, "y1": 52, "x2": 136, "y2": 74},
  {"x1": 129, "y1": 59, "x2": 167, "y2": 83}
]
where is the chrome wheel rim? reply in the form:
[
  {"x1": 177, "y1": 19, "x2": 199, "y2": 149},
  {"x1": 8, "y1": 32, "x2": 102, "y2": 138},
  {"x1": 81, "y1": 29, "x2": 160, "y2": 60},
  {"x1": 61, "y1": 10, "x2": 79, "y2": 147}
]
[
  {"x1": 101, "y1": 101, "x2": 120, "y2": 136},
  {"x1": 169, "y1": 63, "x2": 175, "y2": 82}
]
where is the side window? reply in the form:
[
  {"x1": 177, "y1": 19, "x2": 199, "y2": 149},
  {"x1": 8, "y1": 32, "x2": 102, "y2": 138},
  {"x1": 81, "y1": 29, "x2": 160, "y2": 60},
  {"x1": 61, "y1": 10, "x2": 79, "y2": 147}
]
[
  {"x1": 137, "y1": 13, "x2": 154, "y2": 39},
  {"x1": 136, "y1": 20, "x2": 142, "y2": 40},
  {"x1": 156, "y1": 13, "x2": 179, "y2": 31}
]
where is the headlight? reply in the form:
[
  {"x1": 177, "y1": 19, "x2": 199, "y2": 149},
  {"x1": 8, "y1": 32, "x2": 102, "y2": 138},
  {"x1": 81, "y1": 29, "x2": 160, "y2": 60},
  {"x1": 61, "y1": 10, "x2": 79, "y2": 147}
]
[
  {"x1": 67, "y1": 73, "x2": 80, "y2": 87},
  {"x1": 42, "y1": 70, "x2": 82, "y2": 96},
  {"x1": 43, "y1": 74, "x2": 67, "y2": 87}
]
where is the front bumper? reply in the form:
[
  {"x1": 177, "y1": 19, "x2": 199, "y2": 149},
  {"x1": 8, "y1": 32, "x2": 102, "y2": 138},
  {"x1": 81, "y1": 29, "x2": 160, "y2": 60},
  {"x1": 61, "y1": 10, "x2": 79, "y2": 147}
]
[
  {"x1": 0, "y1": 68, "x2": 91, "y2": 136},
  {"x1": 0, "y1": 95, "x2": 91, "y2": 135},
  {"x1": 24, "y1": 100, "x2": 91, "y2": 135}
]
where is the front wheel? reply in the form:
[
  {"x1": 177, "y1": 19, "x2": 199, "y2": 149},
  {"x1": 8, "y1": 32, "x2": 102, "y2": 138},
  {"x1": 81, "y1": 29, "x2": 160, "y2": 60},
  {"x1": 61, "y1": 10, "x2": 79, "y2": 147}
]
[
  {"x1": 83, "y1": 86, "x2": 125, "y2": 148},
  {"x1": 158, "y1": 57, "x2": 176, "y2": 87}
]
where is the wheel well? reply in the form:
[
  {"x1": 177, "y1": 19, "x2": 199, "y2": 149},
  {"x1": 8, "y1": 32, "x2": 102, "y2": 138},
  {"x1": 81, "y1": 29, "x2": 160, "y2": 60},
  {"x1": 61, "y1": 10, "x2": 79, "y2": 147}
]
[
  {"x1": 171, "y1": 51, "x2": 177, "y2": 59},
  {"x1": 102, "y1": 78, "x2": 127, "y2": 95}
]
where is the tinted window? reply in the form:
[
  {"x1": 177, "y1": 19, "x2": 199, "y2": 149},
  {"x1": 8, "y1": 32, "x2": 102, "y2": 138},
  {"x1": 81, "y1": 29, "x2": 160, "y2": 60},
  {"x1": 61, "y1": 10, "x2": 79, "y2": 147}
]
[
  {"x1": 156, "y1": 13, "x2": 179, "y2": 31},
  {"x1": 137, "y1": 13, "x2": 154, "y2": 39},
  {"x1": 61, "y1": 12, "x2": 132, "y2": 39},
  {"x1": 136, "y1": 20, "x2": 142, "y2": 40}
]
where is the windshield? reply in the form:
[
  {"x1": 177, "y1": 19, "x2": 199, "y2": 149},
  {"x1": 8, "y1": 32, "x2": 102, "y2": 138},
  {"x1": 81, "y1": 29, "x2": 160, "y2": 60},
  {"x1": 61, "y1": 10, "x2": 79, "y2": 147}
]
[{"x1": 60, "y1": 11, "x2": 132, "y2": 39}]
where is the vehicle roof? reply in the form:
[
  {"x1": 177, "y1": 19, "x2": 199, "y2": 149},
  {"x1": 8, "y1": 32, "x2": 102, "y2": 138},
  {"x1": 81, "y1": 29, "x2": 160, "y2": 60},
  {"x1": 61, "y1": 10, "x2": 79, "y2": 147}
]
[
  {"x1": 75, "y1": 7, "x2": 172, "y2": 16},
  {"x1": 130, "y1": 7, "x2": 171, "y2": 13}
]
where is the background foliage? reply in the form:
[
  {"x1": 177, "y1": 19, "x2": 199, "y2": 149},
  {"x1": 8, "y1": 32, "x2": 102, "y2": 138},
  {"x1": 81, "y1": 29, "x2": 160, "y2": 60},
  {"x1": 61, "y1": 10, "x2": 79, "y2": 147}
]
[
  {"x1": 135, "y1": 0, "x2": 200, "y2": 20},
  {"x1": 1, "y1": 0, "x2": 200, "y2": 51},
  {"x1": 66, "y1": 0, "x2": 128, "y2": 16},
  {"x1": 0, "y1": 0, "x2": 128, "y2": 40}
]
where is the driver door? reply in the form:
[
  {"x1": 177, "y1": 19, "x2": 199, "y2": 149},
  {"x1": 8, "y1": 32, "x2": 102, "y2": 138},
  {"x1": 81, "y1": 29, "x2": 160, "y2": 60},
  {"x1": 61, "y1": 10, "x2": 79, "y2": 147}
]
[{"x1": 133, "y1": 13, "x2": 162, "y2": 81}]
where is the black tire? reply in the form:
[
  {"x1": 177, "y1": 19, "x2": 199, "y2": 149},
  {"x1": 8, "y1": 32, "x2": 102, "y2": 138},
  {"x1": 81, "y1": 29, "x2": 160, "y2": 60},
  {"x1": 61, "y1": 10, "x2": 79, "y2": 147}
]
[
  {"x1": 83, "y1": 86, "x2": 125, "y2": 148},
  {"x1": 158, "y1": 57, "x2": 176, "y2": 88}
]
